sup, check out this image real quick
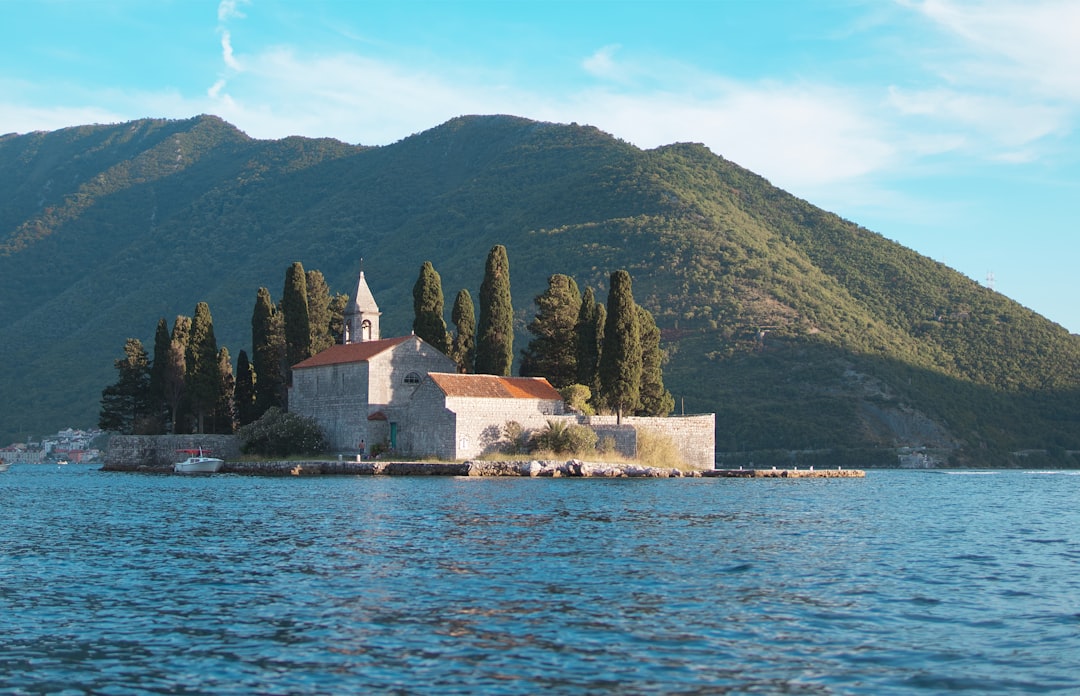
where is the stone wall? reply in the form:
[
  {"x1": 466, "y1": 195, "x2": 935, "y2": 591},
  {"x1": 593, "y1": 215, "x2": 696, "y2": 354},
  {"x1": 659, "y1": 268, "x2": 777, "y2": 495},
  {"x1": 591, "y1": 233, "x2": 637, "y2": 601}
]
[
  {"x1": 583, "y1": 414, "x2": 716, "y2": 469},
  {"x1": 290, "y1": 361, "x2": 370, "y2": 452},
  {"x1": 444, "y1": 395, "x2": 565, "y2": 460},
  {"x1": 103, "y1": 434, "x2": 240, "y2": 471}
]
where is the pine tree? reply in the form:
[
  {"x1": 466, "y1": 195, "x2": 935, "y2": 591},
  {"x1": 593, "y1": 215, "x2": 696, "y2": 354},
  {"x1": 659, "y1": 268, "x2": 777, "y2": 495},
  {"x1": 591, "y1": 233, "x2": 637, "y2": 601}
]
[
  {"x1": 186, "y1": 302, "x2": 221, "y2": 434},
  {"x1": 252, "y1": 286, "x2": 284, "y2": 417},
  {"x1": 412, "y1": 261, "x2": 449, "y2": 352},
  {"x1": 234, "y1": 349, "x2": 257, "y2": 427},
  {"x1": 451, "y1": 289, "x2": 476, "y2": 373},
  {"x1": 306, "y1": 269, "x2": 335, "y2": 354},
  {"x1": 282, "y1": 261, "x2": 312, "y2": 370},
  {"x1": 635, "y1": 305, "x2": 675, "y2": 416},
  {"x1": 98, "y1": 338, "x2": 152, "y2": 434},
  {"x1": 476, "y1": 244, "x2": 514, "y2": 376},
  {"x1": 520, "y1": 274, "x2": 581, "y2": 388},
  {"x1": 148, "y1": 317, "x2": 171, "y2": 433},
  {"x1": 214, "y1": 347, "x2": 237, "y2": 434},
  {"x1": 598, "y1": 270, "x2": 642, "y2": 423}
]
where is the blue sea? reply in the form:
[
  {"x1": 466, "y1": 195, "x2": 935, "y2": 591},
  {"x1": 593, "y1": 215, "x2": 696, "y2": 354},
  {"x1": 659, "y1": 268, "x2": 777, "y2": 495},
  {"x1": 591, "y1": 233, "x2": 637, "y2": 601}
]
[{"x1": 2, "y1": 464, "x2": 1079, "y2": 694}]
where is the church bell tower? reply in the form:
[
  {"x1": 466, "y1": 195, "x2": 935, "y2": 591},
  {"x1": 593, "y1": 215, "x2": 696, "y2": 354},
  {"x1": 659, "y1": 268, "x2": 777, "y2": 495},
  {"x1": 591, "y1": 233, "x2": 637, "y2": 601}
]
[{"x1": 343, "y1": 260, "x2": 381, "y2": 343}]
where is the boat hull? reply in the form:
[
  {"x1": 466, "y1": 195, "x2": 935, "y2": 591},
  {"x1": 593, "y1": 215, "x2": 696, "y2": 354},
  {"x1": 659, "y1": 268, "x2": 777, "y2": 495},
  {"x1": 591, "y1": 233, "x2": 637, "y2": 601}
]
[{"x1": 173, "y1": 457, "x2": 224, "y2": 474}]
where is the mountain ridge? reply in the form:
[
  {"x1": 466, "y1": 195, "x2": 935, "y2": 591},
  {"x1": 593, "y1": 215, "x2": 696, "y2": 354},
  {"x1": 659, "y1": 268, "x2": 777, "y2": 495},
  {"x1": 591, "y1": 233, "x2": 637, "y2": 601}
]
[{"x1": 1, "y1": 114, "x2": 1077, "y2": 463}]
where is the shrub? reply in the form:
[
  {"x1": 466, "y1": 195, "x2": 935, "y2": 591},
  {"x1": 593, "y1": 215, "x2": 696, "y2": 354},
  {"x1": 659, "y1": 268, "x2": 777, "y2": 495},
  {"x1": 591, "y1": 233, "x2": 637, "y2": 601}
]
[
  {"x1": 503, "y1": 421, "x2": 530, "y2": 455},
  {"x1": 533, "y1": 419, "x2": 598, "y2": 456},
  {"x1": 236, "y1": 407, "x2": 327, "y2": 457}
]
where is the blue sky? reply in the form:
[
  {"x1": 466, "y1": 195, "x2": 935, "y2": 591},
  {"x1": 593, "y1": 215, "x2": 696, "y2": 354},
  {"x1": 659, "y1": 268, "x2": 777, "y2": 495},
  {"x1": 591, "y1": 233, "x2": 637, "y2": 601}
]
[{"x1": 2, "y1": 0, "x2": 1078, "y2": 332}]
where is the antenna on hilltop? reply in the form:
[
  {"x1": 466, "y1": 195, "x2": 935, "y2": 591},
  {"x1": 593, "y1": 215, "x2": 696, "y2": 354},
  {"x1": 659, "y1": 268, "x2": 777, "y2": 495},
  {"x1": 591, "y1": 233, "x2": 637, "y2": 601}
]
[{"x1": 986, "y1": 270, "x2": 995, "y2": 291}]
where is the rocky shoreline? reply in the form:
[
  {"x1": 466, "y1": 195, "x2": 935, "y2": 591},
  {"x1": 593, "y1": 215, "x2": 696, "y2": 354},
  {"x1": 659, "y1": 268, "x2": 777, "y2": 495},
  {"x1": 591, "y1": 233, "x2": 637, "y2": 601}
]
[{"x1": 103, "y1": 458, "x2": 864, "y2": 478}]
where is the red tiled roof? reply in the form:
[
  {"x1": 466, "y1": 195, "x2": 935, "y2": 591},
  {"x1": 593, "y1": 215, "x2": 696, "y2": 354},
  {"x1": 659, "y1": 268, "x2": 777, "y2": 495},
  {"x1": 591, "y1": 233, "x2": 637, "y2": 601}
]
[
  {"x1": 427, "y1": 373, "x2": 563, "y2": 401},
  {"x1": 292, "y1": 336, "x2": 412, "y2": 369}
]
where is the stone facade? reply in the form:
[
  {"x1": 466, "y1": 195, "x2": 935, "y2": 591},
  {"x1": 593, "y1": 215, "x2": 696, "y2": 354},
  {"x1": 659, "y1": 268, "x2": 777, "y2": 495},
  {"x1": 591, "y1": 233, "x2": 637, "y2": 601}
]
[
  {"x1": 289, "y1": 336, "x2": 457, "y2": 452},
  {"x1": 400, "y1": 374, "x2": 565, "y2": 460}
]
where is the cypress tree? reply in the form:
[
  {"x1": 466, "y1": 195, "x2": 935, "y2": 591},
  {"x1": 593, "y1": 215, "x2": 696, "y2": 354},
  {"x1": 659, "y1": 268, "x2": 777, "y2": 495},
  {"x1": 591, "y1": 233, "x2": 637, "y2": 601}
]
[
  {"x1": 476, "y1": 244, "x2": 514, "y2": 376},
  {"x1": 451, "y1": 288, "x2": 476, "y2": 373},
  {"x1": 186, "y1": 302, "x2": 221, "y2": 434},
  {"x1": 520, "y1": 274, "x2": 581, "y2": 388},
  {"x1": 163, "y1": 338, "x2": 186, "y2": 434},
  {"x1": 575, "y1": 287, "x2": 604, "y2": 396},
  {"x1": 598, "y1": 270, "x2": 642, "y2": 423},
  {"x1": 252, "y1": 286, "x2": 284, "y2": 416},
  {"x1": 169, "y1": 315, "x2": 192, "y2": 433},
  {"x1": 412, "y1": 261, "x2": 449, "y2": 353},
  {"x1": 234, "y1": 349, "x2": 257, "y2": 427},
  {"x1": 635, "y1": 305, "x2": 675, "y2": 416},
  {"x1": 282, "y1": 261, "x2": 312, "y2": 370},
  {"x1": 214, "y1": 347, "x2": 237, "y2": 434},
  {"x1": 328, "y1": 292, "x2": 349, "y2": 345},
  {"x1": 148, "y1": 317, "x2": 171, "y2": 432},
  {"x1": 306, "y1": 269, "x2": 334, "y2": 354},
  {"x1": 98, "y1": 338, "x2": 152, "y2": 434}
]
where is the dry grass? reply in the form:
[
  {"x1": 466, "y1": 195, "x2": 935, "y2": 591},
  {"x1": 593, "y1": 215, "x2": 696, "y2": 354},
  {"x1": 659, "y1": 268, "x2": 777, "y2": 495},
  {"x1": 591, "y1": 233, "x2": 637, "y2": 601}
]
[
  {"x1": 475, "y1": 429, "x2": 693, "y2": 471},
  {"x1": 635, "y1": 429, "x2": 692, "y2": 471}
]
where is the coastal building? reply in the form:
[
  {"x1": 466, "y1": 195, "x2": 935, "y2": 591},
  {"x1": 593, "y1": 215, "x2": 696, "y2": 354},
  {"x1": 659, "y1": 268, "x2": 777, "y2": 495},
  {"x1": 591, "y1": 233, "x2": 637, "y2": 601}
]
[{"x1": 288, "y1": 264, "x2": 715, "y2": 468}]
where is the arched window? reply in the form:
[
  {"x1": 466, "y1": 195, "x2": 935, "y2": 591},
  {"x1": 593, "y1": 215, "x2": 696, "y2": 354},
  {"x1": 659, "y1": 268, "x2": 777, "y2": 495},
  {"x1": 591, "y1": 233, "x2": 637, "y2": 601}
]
[
  {"x1": 361, "y1": 319, "x2": 372, "y2": 341},
  {"x1": 403, "y1": 372, "x2": 422, "y2": 385}
]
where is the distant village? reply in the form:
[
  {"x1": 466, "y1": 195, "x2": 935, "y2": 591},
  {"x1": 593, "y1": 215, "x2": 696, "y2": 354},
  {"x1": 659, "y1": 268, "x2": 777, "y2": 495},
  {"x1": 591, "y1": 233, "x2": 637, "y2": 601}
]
[{"x1": 1, "y1": 428, "x2": 105, "y2": 464}]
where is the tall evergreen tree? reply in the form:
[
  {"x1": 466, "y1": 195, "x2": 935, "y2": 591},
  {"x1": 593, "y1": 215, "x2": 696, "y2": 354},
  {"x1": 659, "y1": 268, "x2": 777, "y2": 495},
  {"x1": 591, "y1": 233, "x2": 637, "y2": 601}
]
[
  {"x1": 148, "y1": 317, "x2": 171, "y2": 432},
  {"x1": 575, "y1": 287, "x2": 604, "y2": 398},
  {"x1": 328, "y1": 292, "x2": 349, "y2": 345},
  {"x1": 635, "y1": 305, "x2": 675, "y2": 416},
  {"x1": 234, "y1": 349, "x2": 257, "y2": 427},
  {"x1": 186, "y1": 302, "x2": 221, "y2": 434},
  {"x1": 163, "y1": 338, "x2": 186, "y2": 434},
  {"x1": 450, "y1": 288, "x2": 476, "y2": 373},
  {"x1": 98, "y1": 338, "x2": 152, "y2": 434},
  {"x1": 214, "y1": 347, "x2": 237, "y2": 434},
  {"x1": 598, "y1": 270, "x2": 642, "y2": 423},
  {"x1": 412, "y1": 261, "x2": 449, "y2": 352},
  {"x1": 168, "y1": 315, "x2": 192, "y2": 434},
  {"x1": 252, "y1": 286, "x2": 284, "y2": 417},
  {"x1": 306, "y1": 269, "x2": 335, "y2": 354},
  {"x1": 475, "y1": 244, "x2": 514, "y2": 376},
  {"x1": 520, "y1": 274, "x2": 581, "y2": 388},
  {"x1": 282, "y1": 261, "x2": 312, "y2": 370}
]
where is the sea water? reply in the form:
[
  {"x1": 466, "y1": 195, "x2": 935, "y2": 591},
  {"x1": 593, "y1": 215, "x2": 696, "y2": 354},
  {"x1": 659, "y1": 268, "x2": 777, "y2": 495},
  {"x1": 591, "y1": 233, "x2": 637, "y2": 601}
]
[{"x1": 2, "y1": 464, "x2": 1079, "y2": 694}]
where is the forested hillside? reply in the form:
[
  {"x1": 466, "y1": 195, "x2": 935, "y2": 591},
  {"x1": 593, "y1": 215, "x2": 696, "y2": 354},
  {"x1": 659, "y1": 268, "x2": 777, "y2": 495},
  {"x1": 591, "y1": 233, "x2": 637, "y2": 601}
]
[{"x1": 2, "y1": 114, "x2": 1078, "y2": 464}]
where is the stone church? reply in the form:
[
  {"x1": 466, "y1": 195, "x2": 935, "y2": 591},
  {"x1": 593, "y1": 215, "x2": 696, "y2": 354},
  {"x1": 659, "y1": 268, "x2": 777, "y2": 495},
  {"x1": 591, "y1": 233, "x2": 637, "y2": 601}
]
[{"x1": 288, "y1": 266, "x2": 715, "y2": 468}]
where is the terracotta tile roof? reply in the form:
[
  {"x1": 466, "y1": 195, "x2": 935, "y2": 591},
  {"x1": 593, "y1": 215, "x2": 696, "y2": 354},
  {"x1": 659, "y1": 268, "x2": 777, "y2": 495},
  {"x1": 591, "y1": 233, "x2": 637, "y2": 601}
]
[
  {"x1": 292, "y1": 336, "x2": 412, "y2": 369},
  {"x1": 427, "y1": 373, "x2": 563, "y2": 401}
]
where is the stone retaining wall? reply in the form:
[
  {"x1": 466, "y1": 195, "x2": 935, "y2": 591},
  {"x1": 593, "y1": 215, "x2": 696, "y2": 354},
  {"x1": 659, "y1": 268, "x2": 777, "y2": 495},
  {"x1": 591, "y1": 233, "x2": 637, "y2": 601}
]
[{"x1": 103, "y1": 434, "x2": 241, "y2": 471}]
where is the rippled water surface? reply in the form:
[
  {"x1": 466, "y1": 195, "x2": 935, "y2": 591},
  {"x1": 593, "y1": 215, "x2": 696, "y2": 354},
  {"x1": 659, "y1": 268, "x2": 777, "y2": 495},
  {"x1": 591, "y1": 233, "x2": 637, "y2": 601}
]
[{"x1": 3, "y1": 464, "x2": 1080, "y2": 694}]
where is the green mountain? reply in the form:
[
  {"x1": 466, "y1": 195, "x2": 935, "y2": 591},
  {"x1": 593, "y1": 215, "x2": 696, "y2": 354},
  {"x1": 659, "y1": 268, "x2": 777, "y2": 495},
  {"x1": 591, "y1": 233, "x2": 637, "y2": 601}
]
[{"x1": 2, "y1": 114, "x2": 1078, "y2": 465}]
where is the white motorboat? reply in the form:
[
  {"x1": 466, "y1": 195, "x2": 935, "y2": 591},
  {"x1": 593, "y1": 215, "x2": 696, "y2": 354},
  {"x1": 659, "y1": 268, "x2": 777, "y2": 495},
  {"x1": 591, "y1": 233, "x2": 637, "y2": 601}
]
[{"x1": 173, "y1": 449, "x2": 224, "y2": 474}]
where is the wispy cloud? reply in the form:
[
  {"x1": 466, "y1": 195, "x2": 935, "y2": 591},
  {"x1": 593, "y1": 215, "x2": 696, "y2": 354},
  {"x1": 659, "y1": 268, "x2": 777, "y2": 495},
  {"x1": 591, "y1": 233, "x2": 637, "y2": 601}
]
[
  {"x1": 218, "y1": 0, "x2": 248, "y2": 23},
  {"x1": 220, "y1": 30, "x2": 241, "y2": 72}
]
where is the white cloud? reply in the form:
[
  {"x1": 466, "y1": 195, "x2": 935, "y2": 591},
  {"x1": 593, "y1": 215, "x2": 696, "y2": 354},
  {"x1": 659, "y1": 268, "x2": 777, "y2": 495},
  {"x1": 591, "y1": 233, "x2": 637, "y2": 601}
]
[
  {"x1": 582, "y1": 45, "x2": 623, "y2": 81},
  {"x1": 218, "y1": 0, "x2": 248, "y2": 23},
  {"x1": 912, "y1": 0, "x2": 1080, "y2": 102},
  {"x1": 221, "y1": 30, "x2": 241, "y2": 72}
]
